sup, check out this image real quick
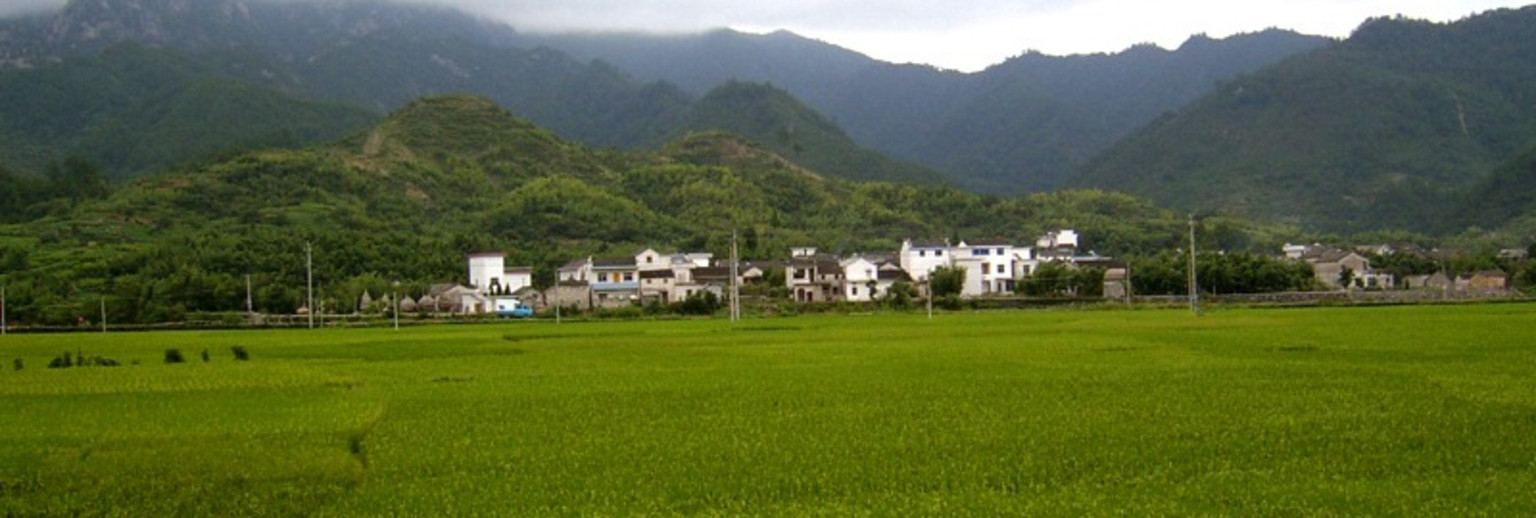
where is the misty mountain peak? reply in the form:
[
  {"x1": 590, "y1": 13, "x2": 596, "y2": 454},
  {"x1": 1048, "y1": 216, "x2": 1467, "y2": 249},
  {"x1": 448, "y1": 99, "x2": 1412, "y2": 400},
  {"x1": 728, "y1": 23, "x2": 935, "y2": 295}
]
[{"x1": 49, "y1": 0, "x2": 255, "y2": 49}]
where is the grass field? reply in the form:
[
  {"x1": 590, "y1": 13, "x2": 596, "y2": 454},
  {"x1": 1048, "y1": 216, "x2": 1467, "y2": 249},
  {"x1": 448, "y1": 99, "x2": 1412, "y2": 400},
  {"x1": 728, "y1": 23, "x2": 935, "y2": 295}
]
[{"x1": 2, "y1": 304, "x2": 1535, "y2": 516}]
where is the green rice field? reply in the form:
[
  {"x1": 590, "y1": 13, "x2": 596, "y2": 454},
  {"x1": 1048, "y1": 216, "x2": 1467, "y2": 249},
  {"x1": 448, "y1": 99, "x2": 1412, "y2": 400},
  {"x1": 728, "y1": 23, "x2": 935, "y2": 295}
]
[{"x1": 3, "y1": 304, "x2": 1535, "y2": 516}]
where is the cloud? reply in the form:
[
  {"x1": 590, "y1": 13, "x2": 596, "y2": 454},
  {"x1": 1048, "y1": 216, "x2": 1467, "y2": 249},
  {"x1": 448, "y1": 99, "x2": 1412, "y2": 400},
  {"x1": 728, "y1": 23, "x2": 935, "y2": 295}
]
[
  {"x1": 3, "y1": 0, "x2": 1528, "y2": 71},
  {"x1": 0, "y1": 0, "x2": 66, "y2": 18}
]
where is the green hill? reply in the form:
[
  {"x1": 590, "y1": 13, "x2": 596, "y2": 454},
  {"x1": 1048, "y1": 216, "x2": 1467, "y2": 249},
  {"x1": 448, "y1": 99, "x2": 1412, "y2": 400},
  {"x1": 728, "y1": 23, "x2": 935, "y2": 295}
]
[
  {"x1": 1074, "y1": 7, "x2": 1536, "y2": 233},
  {"x1": 0, "y1": 44, "x2": 376, "y2": 180},
  {"x1": 678, "y1": 82, "x2": 950, "y2": 185},
  {"x1": 1451, "y1": 145, "x2": 1536, "y2": 233},
  {"x1": 0, "y1": 95, "x2": 1294, "y2": 325}
]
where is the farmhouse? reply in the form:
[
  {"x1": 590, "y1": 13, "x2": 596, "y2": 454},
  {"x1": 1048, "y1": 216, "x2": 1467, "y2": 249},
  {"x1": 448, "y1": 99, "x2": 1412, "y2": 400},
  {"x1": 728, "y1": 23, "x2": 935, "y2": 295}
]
[
  {"x1": 1299, "y1": 248, "x2": 1393, "y2": 290},
  {"x1": 548, "y1": 248, "x2": 750, "y2": 309},
  {"x1": 419, "y1": 252, "x2": 535, "y2": 314},
  {"x1": 784, "y1": 230, "x2": 1097, "y2": 302}
]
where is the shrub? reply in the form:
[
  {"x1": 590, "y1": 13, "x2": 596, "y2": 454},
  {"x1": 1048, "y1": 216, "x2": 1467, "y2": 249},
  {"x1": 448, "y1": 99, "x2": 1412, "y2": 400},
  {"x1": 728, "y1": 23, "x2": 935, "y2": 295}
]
[
  {"x1": 232, "y1": 346, "x2": 250, "y2": 361},
  {"x1": 164, "y1": 349, "x2": 185, "y2": 364},
  {"x1": 13, "y1": 358, "x2": 21, "y2": 371},
  {"x1": 201, "y1": 349, "x2": 210, "y2": 363}
]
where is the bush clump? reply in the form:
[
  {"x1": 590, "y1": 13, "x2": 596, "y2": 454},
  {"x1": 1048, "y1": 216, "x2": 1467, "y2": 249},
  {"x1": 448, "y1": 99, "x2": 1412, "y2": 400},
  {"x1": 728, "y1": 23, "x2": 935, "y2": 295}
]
[
  {"x1": 164, "y1": 349, "x2": 185, "y2": 364},
  {"x1": 231, "y1": 346, "x2": 250, "y2": 361}
]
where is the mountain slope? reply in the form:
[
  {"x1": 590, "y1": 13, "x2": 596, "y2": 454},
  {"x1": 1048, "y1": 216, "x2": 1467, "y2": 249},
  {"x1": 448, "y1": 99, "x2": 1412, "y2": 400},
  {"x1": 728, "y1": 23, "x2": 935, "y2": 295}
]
[
  {"x1": 0, "y1": 94, "x2": 1269, "y2": 324},
  {"x1": 1074, "y1": 7, "x2": 1536, "y2": 233},
  {"x1": 1451, "y1": 144, "x2": 1536, "y2": 232},
  {"x1": 531, "y1": 27, "x2": 1332, "y2": 192},
  {"x1": 679, "y1": 82, "x2": 949, "y2": 185},
  {"x1": 0, "y1": 44, "x2": 376, "y2": 179}
]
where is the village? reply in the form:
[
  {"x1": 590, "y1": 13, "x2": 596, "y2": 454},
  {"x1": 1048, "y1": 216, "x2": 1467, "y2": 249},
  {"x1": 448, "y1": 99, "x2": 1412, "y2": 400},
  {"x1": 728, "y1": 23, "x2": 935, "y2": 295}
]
[{"x1": 393, "y1": 230, "x2": 1522, "y2": 317}]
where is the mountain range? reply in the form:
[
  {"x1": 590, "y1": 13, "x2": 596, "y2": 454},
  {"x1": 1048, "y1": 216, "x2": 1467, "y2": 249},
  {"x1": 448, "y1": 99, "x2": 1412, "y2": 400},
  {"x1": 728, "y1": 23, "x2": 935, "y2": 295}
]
[
  {"x1": 1076, "y1": 8, "x2": 1536, "y2": 234},
  {"x1": 2, "y1": 0, "x2": 1535, "y2": 237}
]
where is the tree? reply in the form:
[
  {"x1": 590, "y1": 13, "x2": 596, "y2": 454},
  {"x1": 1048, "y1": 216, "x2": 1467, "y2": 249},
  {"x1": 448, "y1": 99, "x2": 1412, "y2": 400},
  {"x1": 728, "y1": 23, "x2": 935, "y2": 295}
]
[
  {"x1": 1338, "y1": 266, "x2": 1356, "y2": 290},
  {"x1": 1021, "y1": 261, "x2": 1076, "y2": 297},
  {"x1": 929, "y1": 266, "x2": 966, "y2": 298}
]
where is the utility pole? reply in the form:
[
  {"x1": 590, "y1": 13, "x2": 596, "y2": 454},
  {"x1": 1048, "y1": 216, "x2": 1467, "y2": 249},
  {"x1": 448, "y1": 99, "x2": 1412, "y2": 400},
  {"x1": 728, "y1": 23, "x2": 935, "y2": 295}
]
[
  {"x1": 2, "y1": 286, "x2": 7, "y2": 336},
  {"x1": 100, "y1": 297, "x2": 107, "y2": 333},
  {"x1": 730, "y1": 230, "x2": 741, "y2": 322},
  {"x1": 1188, "y1": 214, "x2": 1200, "y2": 315},
  {"x1": 245, "y1": 274, "x2": 254, "y2": 318},
  {"x1": 553, "y1": 275, "x2": 561, "y2": 324},
  {"x1": 306, "y1": 242, "x2": 314, "y2": 329},
  {"x1": 926, "y1": 275, "x2": 933, "y2": 320},
  {"x1": 392, "y1": 281, "x2": 400, "y2": 331}
]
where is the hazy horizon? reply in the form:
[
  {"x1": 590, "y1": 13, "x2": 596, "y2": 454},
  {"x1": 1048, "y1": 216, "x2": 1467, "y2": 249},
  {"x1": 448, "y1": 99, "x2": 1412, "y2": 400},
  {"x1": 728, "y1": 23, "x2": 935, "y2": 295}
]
[{"x1": 1, "y1": 0, "x2": 1529, "y2": 71}]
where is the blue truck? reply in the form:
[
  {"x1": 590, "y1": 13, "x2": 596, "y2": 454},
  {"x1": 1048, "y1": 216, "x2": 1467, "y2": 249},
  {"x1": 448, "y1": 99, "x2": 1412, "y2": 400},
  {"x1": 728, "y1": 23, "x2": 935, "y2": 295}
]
[{"x1": 493, "y1": 298, "x2": 535, "y2": 318}]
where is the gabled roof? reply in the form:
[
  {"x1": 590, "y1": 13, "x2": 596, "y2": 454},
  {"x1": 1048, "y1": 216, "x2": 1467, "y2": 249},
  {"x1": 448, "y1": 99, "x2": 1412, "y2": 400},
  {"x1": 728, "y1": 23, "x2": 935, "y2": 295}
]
[
  {"x1": 427, "y1": 283, "x2": 463, "y2": 297},
  {"x1": 877, "y1": 269, "x2": 912, "y2": 282},
  {"x1": 593, "y1": 256, "x2": 637, "y2": 268},
  {"x1": 640, "y1": 270, "x2": 675, "y2": 279},
  {"x1": 1310, "y1": 249, "x2": 1360, "y2": 264},
  {"x1": 962, "y1": 238, "x2": 1012, "y2": 247},
  {"x1": 559, "y1": 258, "x2": 589, "y2": 271},
  {"x1": 693, "y1": 266, "x2": 732, "y2": 280}
]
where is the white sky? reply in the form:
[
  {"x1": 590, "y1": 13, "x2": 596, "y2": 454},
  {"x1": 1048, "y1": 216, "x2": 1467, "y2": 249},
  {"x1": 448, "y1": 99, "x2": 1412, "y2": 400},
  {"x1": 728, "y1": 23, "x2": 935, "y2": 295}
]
[{"x1": 2, "y1": 0, "x2": 1530, "y2": 72}]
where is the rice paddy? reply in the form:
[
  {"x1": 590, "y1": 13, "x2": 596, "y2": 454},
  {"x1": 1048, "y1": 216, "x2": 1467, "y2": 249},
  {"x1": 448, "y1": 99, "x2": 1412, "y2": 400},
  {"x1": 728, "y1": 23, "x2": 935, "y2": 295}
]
[{"x1": 2, "y1": 304, "x2": 1534, "y2": 516}]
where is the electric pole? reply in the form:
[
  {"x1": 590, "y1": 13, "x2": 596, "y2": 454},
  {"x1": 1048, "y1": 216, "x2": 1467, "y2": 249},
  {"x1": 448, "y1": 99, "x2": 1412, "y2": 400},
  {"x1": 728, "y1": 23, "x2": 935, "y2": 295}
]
[
  {"x1": 2, "y1": 286, "x2": 7, "y2": 335},
  {"x1": 100, "y1": 297, "x2": 107, "y2": 333},
  {"x1": 392, "y1": 281, "x2": 400, "y2": 331},
  {"x1": 306, "y1": 242, "x2": 314, "y2": 329},
  {"x1": 731, "y1": 230, "x2": 741, "y2": 322},
  {"x1": 1188, "y1": 214, "x2": 1200, "y2": 315},
  {"x1": 553, "y1": 275, "x2": 561, "y2": 325},
  {"x1": 926, "y1": 275, "x2": 933, "y2": 320},
  {"x1": 245, "y1": 274, "x2": 254, "y2": 319}
]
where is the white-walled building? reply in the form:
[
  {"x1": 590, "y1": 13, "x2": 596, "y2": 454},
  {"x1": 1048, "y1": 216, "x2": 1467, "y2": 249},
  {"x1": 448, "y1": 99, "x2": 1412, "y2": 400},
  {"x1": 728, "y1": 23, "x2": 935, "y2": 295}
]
[
  {"x1": 468, "y1": 252, "x2": 505, "y2": 295},
  {"x1": 841, "y1": 256, "x2": 880, "y2": 302},
  {"x1": 957, "y1": 239, "x2": 1018, "y2": 295},
  {"x1": 899, "y1": 239, "x2": 950, "y2": 281}
]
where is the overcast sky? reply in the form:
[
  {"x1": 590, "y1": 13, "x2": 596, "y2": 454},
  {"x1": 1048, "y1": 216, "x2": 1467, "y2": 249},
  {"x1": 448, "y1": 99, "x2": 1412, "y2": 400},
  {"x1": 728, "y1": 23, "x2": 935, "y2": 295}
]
[{"x1": 2, "y1": 0, "x2": 1529, "y2": 71}]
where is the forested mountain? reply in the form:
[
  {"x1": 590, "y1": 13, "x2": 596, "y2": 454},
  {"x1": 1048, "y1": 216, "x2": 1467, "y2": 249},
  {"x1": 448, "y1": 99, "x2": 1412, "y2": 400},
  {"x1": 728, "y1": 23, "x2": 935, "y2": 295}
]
[
  {"x1": 528, "y1": 28, "x2": 1332, "y2": 193},
  {"x1": 1452, "y1": 144, "x2": 1536, "y2": 234},
  {"x1": 1076, "y1": 7, "x2": 1536, "y2": 233},
  {"x1": 0, "y1": 0, "x2": 1331, "y2": 193},
  {"x1": 676, "y1": 82, "x2": 947, "y2": 185},
  {"x1": 0, "y1": 95, "x2": 1295, "y2": 325},
  {"x1": 0, "y1": 44, "x2": 376, "y2": 180}
]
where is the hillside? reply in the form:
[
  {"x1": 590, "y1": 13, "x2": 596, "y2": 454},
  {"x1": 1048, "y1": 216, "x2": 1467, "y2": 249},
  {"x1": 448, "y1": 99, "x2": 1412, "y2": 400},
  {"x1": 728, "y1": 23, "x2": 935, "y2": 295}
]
[
  {"x1": 532, "y1": 28, "x2": 1332, "y2": 192},
  {"x1": 1451, "y1": 144, "x2": 1536, "y2": 233},
  {"x1": 0, "y1": 95, "x2": 1297, "y2": 325},
  {"x1": 1, "y1": 0, "x2": 954, "y2": 187},
  {"x1": 0, "y1": 44, "x2": 376, "y2": 180},
  {"x1": 1075, "y1": 7, "x2": 1536, "y2": 233},
  {"x1": 678, "y1": 82, "x2": 949, "y2": 185},
  {"x1": 2, "y1": 0, "x2": 1333, "y2": 194}
]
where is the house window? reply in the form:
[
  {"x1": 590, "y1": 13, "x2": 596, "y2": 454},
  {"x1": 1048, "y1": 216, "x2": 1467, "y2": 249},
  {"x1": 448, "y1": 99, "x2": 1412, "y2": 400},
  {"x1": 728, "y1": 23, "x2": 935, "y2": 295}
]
[
  {"x1": 623, "y1": 273, "x2": 634, "y2": 282},
  {"x1": 936, "y1": 250, "x2": 944, "y2": 257},
  {"x1": 852, "y1": 287, "x2": 859, "y2": 296},
  {"x1": 646, "y1": 256, "x2": 653, "y2": 264},
  {"x1": 997, "y1": 264, "x2": 1006, "y2": 274},
  {"x1": 919, "y1": 250, "x2": 926, "y2": 257}
]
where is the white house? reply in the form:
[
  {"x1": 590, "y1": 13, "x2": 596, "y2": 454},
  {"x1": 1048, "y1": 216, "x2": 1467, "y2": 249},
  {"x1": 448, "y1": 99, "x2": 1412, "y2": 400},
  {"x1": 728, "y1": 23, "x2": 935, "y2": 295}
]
[
  {"x1": 468, "y1": 252, "x2": 506, "y2": 294},
  {"x1": 841, "y1": 256, "x2": 880, "y2": 302},
  {"x1": 899, "y1": 239, "x2": 950, "y2": 281},
  {"x1": 957, "y1": 239, "x2": 1017, "y2": 295}
]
